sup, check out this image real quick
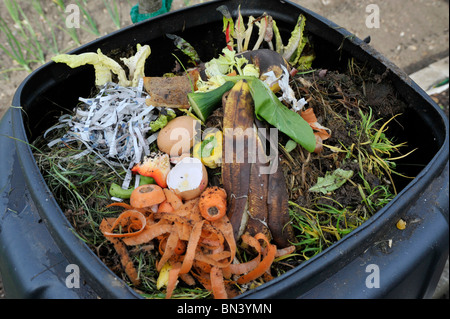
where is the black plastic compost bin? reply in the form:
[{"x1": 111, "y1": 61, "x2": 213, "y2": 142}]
[{"x1": 0, "y1": 0, "x2": 448, "y2": 299}]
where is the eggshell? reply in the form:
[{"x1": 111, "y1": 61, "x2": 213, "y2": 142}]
[
  {"x1": 166, "y1": 157, "x2": 208, "y2": 200},
  {"x1": 157, "y1": 116, "x2": 200, "y2": 157}
]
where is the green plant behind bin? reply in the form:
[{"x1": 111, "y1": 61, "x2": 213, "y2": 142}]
[
  {"x1": 103, "y1": 0, "x2": 121, "y2": 29},
  {"x1": 0, "y1": 0, "x2": 48, "y2": 71},
  {"x1": 75, "y1": 0, "x2": 100, "y2": 36}
]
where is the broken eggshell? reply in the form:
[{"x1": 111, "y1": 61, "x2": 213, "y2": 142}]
[{"x1": 166, "y1": 157, "x2": 208, "y2": 200}]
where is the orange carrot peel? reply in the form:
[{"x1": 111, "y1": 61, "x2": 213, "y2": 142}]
[
  {"x1": 130, "y1": 184, "x2": 166, "y2": 210},
  {"x1": 301, "y1": 108, "x2": 331, "y2": 153},
  {"x1": 210, "y1": 266, "x2": 228, "y2": 299},
  {"x1": 237, "y1": 233, "x2": 276, "y2": 284},
  {"x1": 99, "y1": 218, "x2": 141, "y2": 286},
  {"x1": 198, "y1": 187, "x2": 227, "y2": 221},
  {"x1": 102, "y1": 210, "x2": 147, "y2": 238},
  {"x1": 99, "y1": 187, "x2": 296, "y2": 298}
]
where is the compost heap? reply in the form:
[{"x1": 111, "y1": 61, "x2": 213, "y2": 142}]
[{"x1": 34, "y1": 6, "x2": 414, "y2": 299}]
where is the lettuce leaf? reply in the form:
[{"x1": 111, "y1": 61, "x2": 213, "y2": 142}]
[
  {"x1": 96, "y1": 49, "x2": 129, "y2": 86},
  {"x1": 52, "y1": 44, "x2": 151, "y2": 87},
  {"x1": 205, "y1": 48, "x2": 239, "y2": 76},
  {"x1": 199, "y1": 48, "x2": 257, "y2": 91},
  {"x1": 149, "y1": 109, "x2": 176, "y2": 132},
  {"x1": 52, "y1": 52, "x2": 114, "y2": 86},
  {"x1": 120, "y1": 44, "x2": 151, "y2": 87},
  {"x1": 282, "y1": 14, "x2": 306, "y2": 62}
]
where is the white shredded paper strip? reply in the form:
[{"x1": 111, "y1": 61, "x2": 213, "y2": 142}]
[
  {"x1": 47, "y1": 80, "x2": 164, "y2": 178},
  {"x1": 262, "y1": 67, "x2": 308, "y2": 112}
]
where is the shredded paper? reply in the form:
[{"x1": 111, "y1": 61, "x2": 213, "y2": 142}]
[{"x1": 46, "y1": 79, "x2": 164, "y2": 188}]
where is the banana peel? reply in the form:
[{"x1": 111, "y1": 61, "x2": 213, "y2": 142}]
[
  {"x1": 246, "y1": 124, "x2": 271, "y2": 240},
  {"x1": 222, "y1": 80, "x2": 295, "y2": 247},
  {"x1": 267, "y1": 166, "x2": 295, "y2": 248},
  {"x1": 222, "y1": 80, "x2": 254, "y2": 240}
]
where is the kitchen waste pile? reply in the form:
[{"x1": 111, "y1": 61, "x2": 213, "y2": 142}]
[{"x1": 33, "y1": 5, "x2": 415, "y2": 299}]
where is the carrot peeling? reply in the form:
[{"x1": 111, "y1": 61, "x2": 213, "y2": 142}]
[
  {"x1": 103, "y1": 210, "x2": 147, "y2": 238},
  {"x1": 100, "y1": 182, "x2": 294, "y2": 299},
  {"x1": 100, "y1": 218, "x2": 141, "y2": 286},
  {"x1": 165, "y1": 262, "x2": 181, "y2": 299},
  {"x1": 157, "y1": 231, "x2": 180, "y2": 271},
  {"x1": 211, "y1": 215, "x2": 236, "y2": 268},
  {"x1": 210, "y1": 266, "x2": 228, "y2": 299},
  {"x1": 122, "y1": 222, "x2": 173, "y2": 246},
  {"x1": 229, "y1": 233, "x2": 262, "y2": 275},
  {"x1": 180, "y1": 220, "x2": 205, "y2": 274},
  {"x1": 163, "y1": 188, "x2": 183, "y2": 210},
  {"x1": 199, "y1": 187, "x2": 227, "y2": 221},
  {"x1": 237, "y1": 233, "x2": 276, "y2": 285},
  {"x1": 275, "y1": 245, "x2": 296, "y2": 258},
  {"x1": 301, "y1": 107, "x2": 331, "y2": 154}
]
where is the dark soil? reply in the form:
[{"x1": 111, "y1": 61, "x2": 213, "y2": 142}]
[{"x1": 282, "y1": 65, "x2": 407, "y2": 207}]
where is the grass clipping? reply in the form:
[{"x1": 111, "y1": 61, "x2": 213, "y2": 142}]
[{"x1": 32, "y1": 59, "x2": 415, "y2": 298}]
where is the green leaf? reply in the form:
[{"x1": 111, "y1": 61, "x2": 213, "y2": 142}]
[
  {"x1": 309, "y1": 169, "x2": 354, "y2": 194},
  {"x1": 282, "y1": 14, "x2": 306, "y2": 61},
  {"x1": 285, "y1": 139, "x2": 298, "y2": 153},
  {"x1": 166, "y1": 33, "x2": 201, "y2": 66},
  {"x1": 248, "y1": 78, "x2": 316, "y2": 153},
  {"x1": 222, "y1": 75, "x2": 316, "y2": 152},
  {"x1": 149, "y1": 109, "x2": 176, "y2": 132},
  {"x1": 200, "y1": 135, "x2": 217, "y2": 158}
]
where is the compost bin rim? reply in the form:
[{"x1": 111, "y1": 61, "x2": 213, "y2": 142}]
[{"x1": 9, "y1": 0, "x2": 450, "y2": 298}]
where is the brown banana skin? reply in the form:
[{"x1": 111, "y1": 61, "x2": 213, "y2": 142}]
[
  {"x1": 267, "y1": 165, "x2": 296, "y2": 248},
  {"x1": 222, "y1": 80, "x2": 295, "y2": 248},
  {"x1": 260, "y1": 118, "x2": 296, "y2": 248},
  {"x1": 246, "y1": 125, "x2": 271, "y2": 239},
  {"x1": 222, "y1": 80, "x2": 254, "y2": 240}
]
